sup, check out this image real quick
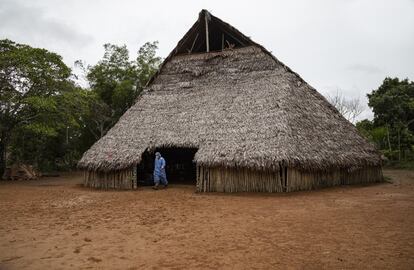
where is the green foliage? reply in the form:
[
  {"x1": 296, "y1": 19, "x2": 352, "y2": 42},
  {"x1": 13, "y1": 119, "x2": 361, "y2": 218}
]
[
  {"x1": 356, "y1": 119, "x2": 374, "y2": 140},
  {"x1": 385, "y1": 160, "x2": 414, "y2": 170},
  {"x1": 357, "y1": 77, "x2": 414, "y2": 164},
  {"x1": 356, "y1": 119, "x2": 388, "y2": 149},
  {"x1": 1, "y1": 39, "x2": 101, "y2": 172},
  {"x1": 0, "y1": 39, "x2": 72, "y2": 173},
  {"x1": 112, "y1": 80, "x2": 136, "y2": 113},
  {"x1": 368, "y1": 78, "x2": 414, "y2": 129},
  {"x1": 83, "y1": 41, "x2": 161, "y2": 135},
  {"x1": 24, "y1": 123, "x2": 59, "y2": 137},
  {"x1": 0, "y1": 39, "x2": 161, "y2": 173},
  {"x1": 136, "y1": 41, "x2": 162, "y2": 87}
]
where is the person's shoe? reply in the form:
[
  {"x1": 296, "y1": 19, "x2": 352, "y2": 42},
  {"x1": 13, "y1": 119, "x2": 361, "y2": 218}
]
[
  {"x1": 152, "y1": 185, "x2": 158, "y2": 190},
  {"x1": 164, "y1": 184, "x2": 168, "y2": 189}
]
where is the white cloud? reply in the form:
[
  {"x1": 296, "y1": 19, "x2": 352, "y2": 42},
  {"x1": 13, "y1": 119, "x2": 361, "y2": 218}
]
[{"x1": 0, "y1": 0, "x2": 93, "y2": 47}]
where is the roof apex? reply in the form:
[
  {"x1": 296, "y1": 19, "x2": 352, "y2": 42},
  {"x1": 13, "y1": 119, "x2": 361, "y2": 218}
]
[{"x1": 147, "y1": 9, "x2": 259, "y2": 85}]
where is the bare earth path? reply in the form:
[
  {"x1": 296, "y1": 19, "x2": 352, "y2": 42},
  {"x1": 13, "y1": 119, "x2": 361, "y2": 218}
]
[{"x1": 0, "y1": 170, "x2": 413, "y2": 269}]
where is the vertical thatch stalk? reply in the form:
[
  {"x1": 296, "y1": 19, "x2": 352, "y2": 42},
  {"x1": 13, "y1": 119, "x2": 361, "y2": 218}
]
[
  {"x1": 196, "y1": 165, "x2": 383, "y2": 193},
  {"x1": 84, "y1": 164, "x2": 382, "y2": 192},
  {"x1": 132, "y1": 166, "x2": 138, "y2": 189},
  {"x1": 83, "y1": 168, "x2": 135, "y2": 190},
  {"x1": 287, "y1": 166, "x2": 383, "y2": 192},
  {"x1": 197, "y1": 166, "x2": 283, "y2": 192},
  {"x1": 204, "y1": 10, "x2": 210, "y2": 52}
]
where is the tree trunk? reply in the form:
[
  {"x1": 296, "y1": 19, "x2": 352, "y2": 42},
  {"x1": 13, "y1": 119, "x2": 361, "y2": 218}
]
[
  {"x1": 100, "y1": 122, "x2": 105, "y2": 138},
  {"x1": 386, "y1": 125, "x2": 392, "y2": 153},
  {"x1": 397, "y1": 128, "x2": 401, "y2": 161},
  {"x1": 0, "y1": 139, "x2": 6, "y2": 178}
]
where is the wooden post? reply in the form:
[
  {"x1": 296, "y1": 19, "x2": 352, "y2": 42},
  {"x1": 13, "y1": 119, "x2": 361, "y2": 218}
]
[
  {"x1": 205, "y1": 12, "x2": 209, "y2": 52},
  {"x1": 132, "y1": 166, "x2": 137, "y2": 189},
  {"x1": 189, "y1": 33, "x2": 199, "y2": 53}
]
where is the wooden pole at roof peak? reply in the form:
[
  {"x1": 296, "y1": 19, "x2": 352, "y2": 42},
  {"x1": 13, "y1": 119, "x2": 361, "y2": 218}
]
[{"x1": 205, "y1": 12, "x2": 210, "y2": 52}]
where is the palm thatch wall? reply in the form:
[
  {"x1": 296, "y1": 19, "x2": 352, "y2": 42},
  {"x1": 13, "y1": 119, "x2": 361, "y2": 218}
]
[
  {"x1": 83, "y1": 164, "x2": 383, "y2": 192},
  {"x1": 84, "y1": 169, "x2": 137, "y2": 190},
  {"x1": 78, "y1": 10, "x2": 383, "y2": 192},
  {"x1": 197, "y1": 166, "x2": 383, "y2": 192}
]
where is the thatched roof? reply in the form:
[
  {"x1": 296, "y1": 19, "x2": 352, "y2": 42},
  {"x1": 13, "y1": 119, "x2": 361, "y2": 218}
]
[{"x1": 78, "y1": 10, "x2": 381, "y2": 172}]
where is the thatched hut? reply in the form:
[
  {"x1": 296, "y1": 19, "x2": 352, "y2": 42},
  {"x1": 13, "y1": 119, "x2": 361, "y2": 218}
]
[{"x1": 78, "y1": 10, "x2": 383, "y2": 192}]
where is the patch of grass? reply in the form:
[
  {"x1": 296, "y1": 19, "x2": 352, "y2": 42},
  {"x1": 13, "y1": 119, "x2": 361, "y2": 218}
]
[
  {"x1": 384, "y1": 160, "x2": 414, "y2": 170},
  {"x1": 383, "y1": 176, "x2": 393, "y2": 183}
]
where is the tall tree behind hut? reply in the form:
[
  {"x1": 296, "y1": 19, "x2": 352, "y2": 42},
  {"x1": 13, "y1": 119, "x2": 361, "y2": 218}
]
[
  {"x1": 78, "y1": 41, "x2": 162, "y2": 139},
  {"x1": 0, "y1": 39, "x2": 89, "y2": 174},
  {"x1": 354, "y1": 77, "x2": 414, "y2": 165},
  {"x1": 366, "y1": 78, "x2": 414, "y2": 161}
]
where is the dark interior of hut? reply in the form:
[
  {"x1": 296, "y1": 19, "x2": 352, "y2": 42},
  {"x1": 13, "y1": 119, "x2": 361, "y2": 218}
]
[
  {"x1": 136, "y1": 147, "x2": 198, "y2": 186},
  {"x1": 174, "y1": 10, "x2": 254, "y2": 54}
]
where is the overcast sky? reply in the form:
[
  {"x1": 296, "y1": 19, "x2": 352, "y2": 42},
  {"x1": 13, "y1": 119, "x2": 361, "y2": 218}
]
[{"x1": 1, "y1": 0, "x2": 413, "y2": 120}]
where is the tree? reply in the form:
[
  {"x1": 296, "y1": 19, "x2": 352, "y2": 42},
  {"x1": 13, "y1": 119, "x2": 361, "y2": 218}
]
[
  {"x1": 82, "y1": 41, "x2": 162, "y2": 138},
  {"x1": 0, "y1": 39, "x2": 162, "y2": 175},
  {"x1": 81, "y1": 91, "x2": 113, "y2": 140},
  {"x1": 0, "y1": 39, "x2": 73, "y2": 175},
  {"x1": 327, "y1": 90, "x2": 365, "y2": 124},
  {"x1": 367, "y1": 77, "x2": 414, "y2": 161},
  {"x1": 356, "y1": 119, "x2": 388, "y2": 150},
  {"x1": 136, "y1": 41, "x2": 162, "y2": 88}
]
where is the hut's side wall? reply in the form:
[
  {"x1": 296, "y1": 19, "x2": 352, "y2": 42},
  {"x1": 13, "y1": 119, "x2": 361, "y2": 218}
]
[
  {"x1": 286, "y1": 168, "x2": 340, "y2": 192},
  {"x1": 197, "y1": 166, "x2": 383, "y2": 193},
  {"x1": 339, "y1": 166, "x2": 383, "y2": 185},
  {"x1": 286, "y1": 166, "x2": 383, "y2": 192},
  {"x1": 83, "y1": 165, "x2": 383, "y2": 191},
  {"x1": 83, "y1": 168, "x2": 137, "y2": 190},
  {"x1": 196, "y1": 166, "x2": 283, "y2": 192}
]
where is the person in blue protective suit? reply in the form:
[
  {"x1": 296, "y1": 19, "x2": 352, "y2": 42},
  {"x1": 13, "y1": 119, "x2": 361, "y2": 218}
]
[{"x1": 153, "y1": 152, "x2": 168, "y2": 190}]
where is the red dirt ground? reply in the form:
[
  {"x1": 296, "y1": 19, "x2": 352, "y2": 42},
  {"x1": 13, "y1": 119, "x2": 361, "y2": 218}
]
[{"x1": 0, "y1": 170, "x2": 413, "y2": 269}]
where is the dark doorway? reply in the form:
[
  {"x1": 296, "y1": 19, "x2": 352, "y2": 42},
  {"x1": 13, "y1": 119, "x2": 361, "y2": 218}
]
[{"x1": 136, "y1": 147, "x2": 198, "y2": 186}]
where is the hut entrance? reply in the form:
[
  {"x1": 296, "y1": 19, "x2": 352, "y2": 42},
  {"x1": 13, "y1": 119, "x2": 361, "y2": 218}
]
[{"x1": 136, "y1": 147, "x2": 198, "y2": 186}]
